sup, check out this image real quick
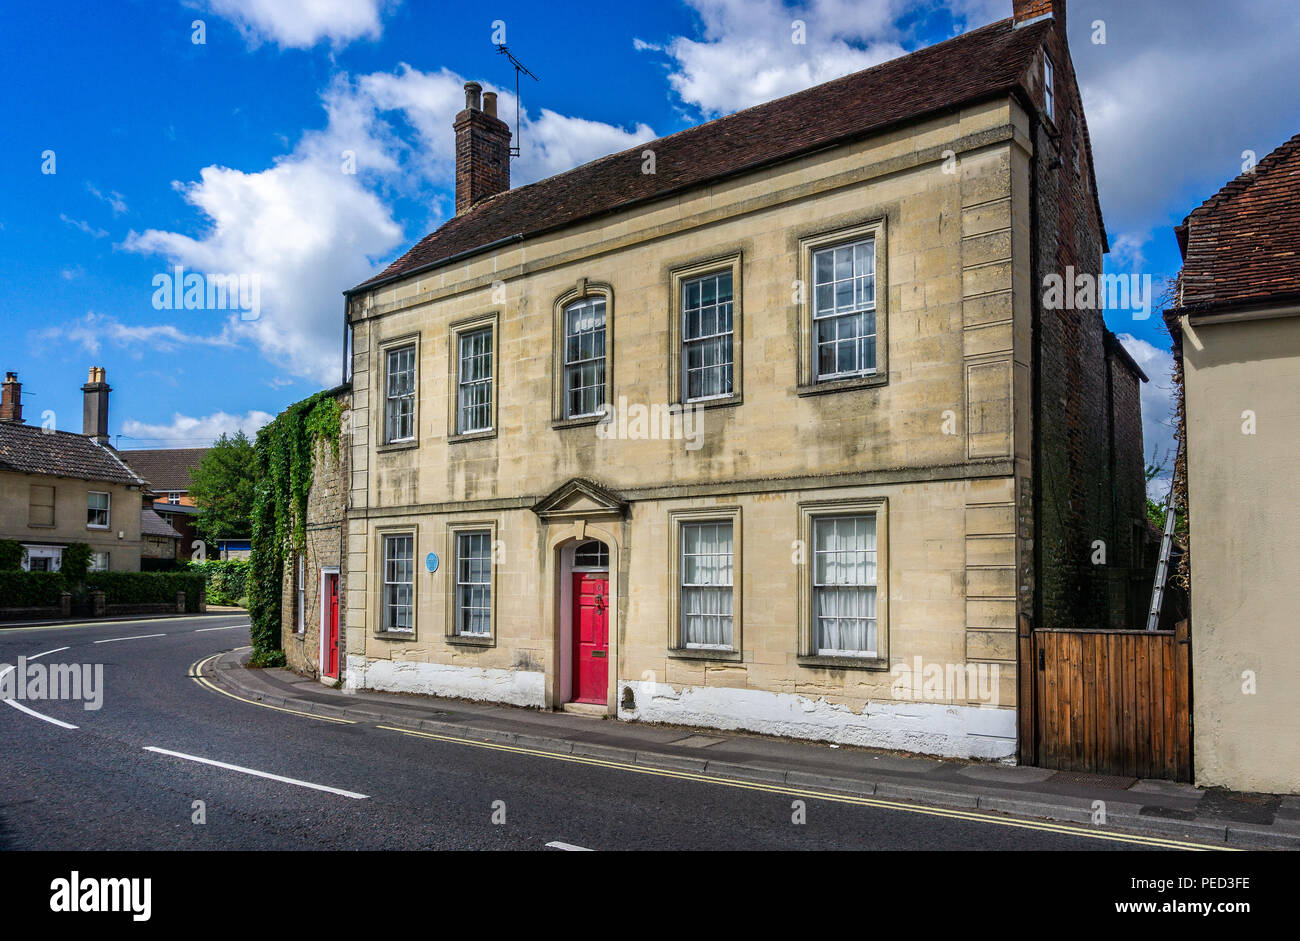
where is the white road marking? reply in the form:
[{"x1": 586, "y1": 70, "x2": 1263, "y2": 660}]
[
  {"x1": 28, "y1": 647, "x2": 70, "y2": 660},
  {"x1": 194, "y1": 626, "x2": 239, "y2": 633},
  {"x1": 2, "y1": 697, "x2": 79, "y2": 729},
  {"x1": 0, "y1": 656, "x2": 80, "y2": 729},
  {"x1": 0, "y1": 614, "x2": 246, "y2": 632},
  {"x1": 93, "y1": 633, "x2": 166, "y2": 644},
  {"x1": 545, "y1": 841, "x2": 593, "y2": 851},
  {"x1": 142, "y1": 746, "x2": 369, "y2": 799}
]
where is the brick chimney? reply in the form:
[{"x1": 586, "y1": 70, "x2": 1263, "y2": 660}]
[
  {"x1": 454, "y1": 81, "x2": 511, "y2": 215},
  {"x1": 82, "y1": 366, "x2": 111, "y2": 444},
  {"x1": 0, "y1": 372, "x2": 21, "y2": 423},
  {"x1": 1013, "y1": 0, "x2": 1064, "y2": 32}
]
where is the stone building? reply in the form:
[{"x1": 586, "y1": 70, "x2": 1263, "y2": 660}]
[{"x1": 301, "y1": 0, "x2": 1146, "y2": 759}]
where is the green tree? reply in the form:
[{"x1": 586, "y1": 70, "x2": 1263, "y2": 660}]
[{"x1": 190, "y1": 431, "x2": 257, "y2": 548}]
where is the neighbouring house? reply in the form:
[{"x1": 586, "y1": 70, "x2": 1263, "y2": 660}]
[
  {"x1": 139, "y1": 506, "x2": 184, "y2": 569},
  {"x1": 1166, "y1": 132, "x2": 1300, "y2": 794},
  {"x1": 288, "y1": 0, "x2": 1149, "y2": 761},
  {"x1": 0, "y1": 370, "x2": 147, "y2": 572},
  {"x1": 118, "y1": 447, "x2": 209, "y2": 561}
]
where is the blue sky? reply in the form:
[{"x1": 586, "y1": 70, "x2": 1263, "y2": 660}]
[{"x1": 1, "y1": 0, "x2": 1297, "y2": 469}]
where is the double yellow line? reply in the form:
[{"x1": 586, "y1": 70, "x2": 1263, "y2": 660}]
[
  {"x1": 376, "y1": 724, "x2": 1232, "y2": 851},
  {"x1": 188, "y1": 653, "x2": 356, "y2": 725}
]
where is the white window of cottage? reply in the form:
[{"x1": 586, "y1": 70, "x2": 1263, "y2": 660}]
[
  {"x1": 680, "y1": 521, "x2": 734, "y2": 649},
  {"x1": 457, "y1": 328, "x2": 493, "y2": 434},
  {"x1": 1043, "y1": 53, "x2": 1056, "y2": 123},
  {"x1": 813, "y1": 238, "x2": 877, "y2": 381},
  {"x1": 681, "y1": 271, "x2": 735, "y2": 401},
  {"x1": 563, "y1": 297, "x2": 607, "y2": 418},
  {"x1": 87, "y1": 491, "x2": 110, "y2": 528},
  {"x1": 382, "y1": 534, "x2": 414, "y2": 632},
  {"x1": 813, "y1": 515, "x2": 877, "y2": 657},
  {"x1": 89, "y1": 551, "x2": 110, "y2": 572},
  {"x1": 385, "y1": 345, "x2": 416, "y2": 443},
  {"x1": 455, "y1": 531, "x2": 492, "y2": 636}
]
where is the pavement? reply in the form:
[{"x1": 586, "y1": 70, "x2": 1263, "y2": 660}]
[{"x1": 211, "y1": 648, "x2": 1300, "y2": 850}]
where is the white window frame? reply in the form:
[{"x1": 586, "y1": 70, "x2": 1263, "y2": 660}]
[
  {"x1": 385, "y1": 344, "x2": 416, "y2": 444},
  {"x1": 87, "y1": 491, "x2": 110, "y2": 529},
  {"x1": 296, "y1": 553, "x2": 306, "y2": 634},
  {"x1": 450, "y1": 319, "x2": 495, "y2": 437},
  {"x1": 453, "y1": 530, "x2": 493, "y2": 638},
  {"x1": 1043, "y1": 53, "x2": 1055, "y2": 124},
  {"x1": 89, "y1": 551, "x2": 110, "y2": 572},
  {"x1": 811, "y1": 515, "x2": 879, "y2": 658},
  {"x1": 812, "y1": 237, "x2": 878, "y2": 382},
  {"x1": 562, "y1": 297, "x2": 607, "y2": 419},
  {"x1": 666, "y1": 507, "x2": 742, "y2": 659},
  {"x1": 680, "y1": 270, "x2": 735, "y2": 403},
  {"x1": 381, "y1": 533, "x2": 415, "y2": 634}
]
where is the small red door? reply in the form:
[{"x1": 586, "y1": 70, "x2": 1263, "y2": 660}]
[
  {"x1": 324, "y1": 573, "x2": 340, "y2": 679},
  {"x1": 572, "y1": 573, "x2": 609, "y2": 704}
]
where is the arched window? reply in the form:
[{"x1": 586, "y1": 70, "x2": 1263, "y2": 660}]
[{"x1": 563, "y1": 297, "x2": 607, "y2": 418}]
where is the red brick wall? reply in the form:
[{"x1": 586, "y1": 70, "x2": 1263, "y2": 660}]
[{"x1": 454, "y1": 110, "x2": 511, "y2": 215}]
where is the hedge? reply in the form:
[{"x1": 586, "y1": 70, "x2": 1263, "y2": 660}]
[
  {"x1": 189, "y1": 559, "x2": 249, "y2": 606},
  {"x1": 85, "y1": 572, "x2": 206, "y2": 612},
  {"x1": 0, "y1": 571, "x2": 67, "y2": 608}
]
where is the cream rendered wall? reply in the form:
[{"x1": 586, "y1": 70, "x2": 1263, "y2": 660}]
[
  {"x1": 0, "y1": 471, "x2": 143, "y2": 570},
  {"x1": 1183, "y1": 311, "x2": 1300, "y2": 794},
  {"x1": 343, "y1": 99, "x2": 1031, "y2": 757}
]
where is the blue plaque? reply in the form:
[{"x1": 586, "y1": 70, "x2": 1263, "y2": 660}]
[{"x1": 425, "y1": 552, "x2": 439, "y2": 573}]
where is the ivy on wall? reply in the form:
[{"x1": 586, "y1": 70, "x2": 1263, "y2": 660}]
[{"x1": 248, "y1": 390, "x2": 343, "y2": 666}]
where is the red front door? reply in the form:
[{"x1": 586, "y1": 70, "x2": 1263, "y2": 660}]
[
  {"x1": 572, "y1": 573, "x2": 609, "y2": 704},
  {"x1": 324, "y1": 573, "x2": 340, "y2": 679}
]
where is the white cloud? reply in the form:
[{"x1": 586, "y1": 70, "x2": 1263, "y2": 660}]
[
  {"x1": 1074, "y1": 1, "x2": 1300, "y2": 247},
  {"x1": 121, "y1": 409, "x2": 275, "y2": 448},
  {"x1": 87, "y1": 183, "x2": 128, "y2": 216},
  {"x1": 640, "y1": 0, "x2": 910, "y2": 118},
  {"x1": 60, "y1": 214, "x2": 108, "y2": 239},
  {"x1": 192, "y1": 0, "x2": 390, "y2": 49},
  {"x1": 1118, "y1": 333, "x2": 1178, "y2": 500},
  {"x1": 31, "y1": 311, "x2": 239, "y2": 357},
  {"x1": 122, "y1": 65, "x2": 654, "y2": 383}
]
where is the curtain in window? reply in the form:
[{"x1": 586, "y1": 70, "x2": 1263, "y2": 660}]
[
  {"x1": 813, "y1": 516, "x2": 877, "y2": 655},
  {"x1": 564, "y1": 298, "x2": 607, "y2": 418},
  {"x1": 681, "y1": 521, "x2": 734, "y2": 648},
  {"x1": 682, "y1": 272, "x2": 734, "y2": 400}
]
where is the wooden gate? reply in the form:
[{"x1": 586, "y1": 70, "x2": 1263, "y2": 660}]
[{"x1": 1019, "y1": 621, "x2": 1192, "y2": 780}]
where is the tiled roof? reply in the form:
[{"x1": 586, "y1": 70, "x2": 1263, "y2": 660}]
[
  {"x1": 141, "y1": 507, "x2": 182, "y2": 539},
  {"x1": 350, "y1": 16, "x2": 1053, "y2": 293},
  {"x1": 118, "y1": 447, "x2": 208, "y2": 492},
  {"x1": 1178, "y1": 132, "x2": 1300, "y2": 310},
  {"x1": 0, "y1": 422, "x2": 146, "y2": 486}
]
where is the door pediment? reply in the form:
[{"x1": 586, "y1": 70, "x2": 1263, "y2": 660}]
[{"x1": 532, "y1": 477, "x2": 628, "y2": 522}]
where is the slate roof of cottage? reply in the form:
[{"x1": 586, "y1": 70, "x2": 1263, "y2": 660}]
[
  {"x1": 1177, "y1": 132, "x2": 1300, "y2": 311},
  {"x1": 0, "y1": 422, "x2": 146, "y2": 486},
  {"x1": 350, "y1": 16, "x2": 1060, "y2": 293},
  {"x1": 141, "y1": 507, "x2": 183, "y2": 539},
  {"x1": 118, "y1": 447, "x2": 208, "y2": 492}
]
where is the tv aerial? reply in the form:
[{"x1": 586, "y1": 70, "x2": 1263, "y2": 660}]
[{"x1": 494, "y1": 43, "x2": 538, "y2": 158}]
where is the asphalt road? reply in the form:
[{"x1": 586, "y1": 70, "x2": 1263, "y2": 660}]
[{"x1": 0, "y1": 614, "x2": 1162, "y2": 851}]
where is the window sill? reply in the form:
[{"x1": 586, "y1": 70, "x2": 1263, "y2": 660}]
[
  {"x1": 27, "y1": 523, "x2": 55, "y2": 529},
  {"x1": 377, "y1": 439, "x2": 419, "y2": 454},
  {"x1": 668, "y1": 647, "x2": 742, "y2": 663},
  {"x1": 551, "y1": 414, "x2": 604, "y2": 431},
  {"x1": 676, "y1": 394, "x2": 743, "y2": 412},
  {"x1": 448, "y1": 429, "x2": 496, "y2": 444},
  {"x1": 795, "y1": 373, "x2": 887, "y2": 397},
  {"x1": 373, "y1": 630, "x2": 416, "y2": 641},
  {"x1": 446, "y1": 633, "x2": 494, "y2": 648},
  {"x1": 87, "y1": 525, "x2": 110, "y2": 531},
  {"x1": 797, "y1": 653, "x2": 889, "y2": 671}
]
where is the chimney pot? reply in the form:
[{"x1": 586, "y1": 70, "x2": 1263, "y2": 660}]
[
  {"x1": 81, "y1": 365, "x2": 111, "y2": 443},
  {"x1": 482, "y1": 91, "x2": 498, "y2": 118},
  {"x1": 464, "y1": 81, "x2": 482, "y2": 111},
  {"x1": 0, "y1": 371, "x2": 21, "y2": 423}
]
